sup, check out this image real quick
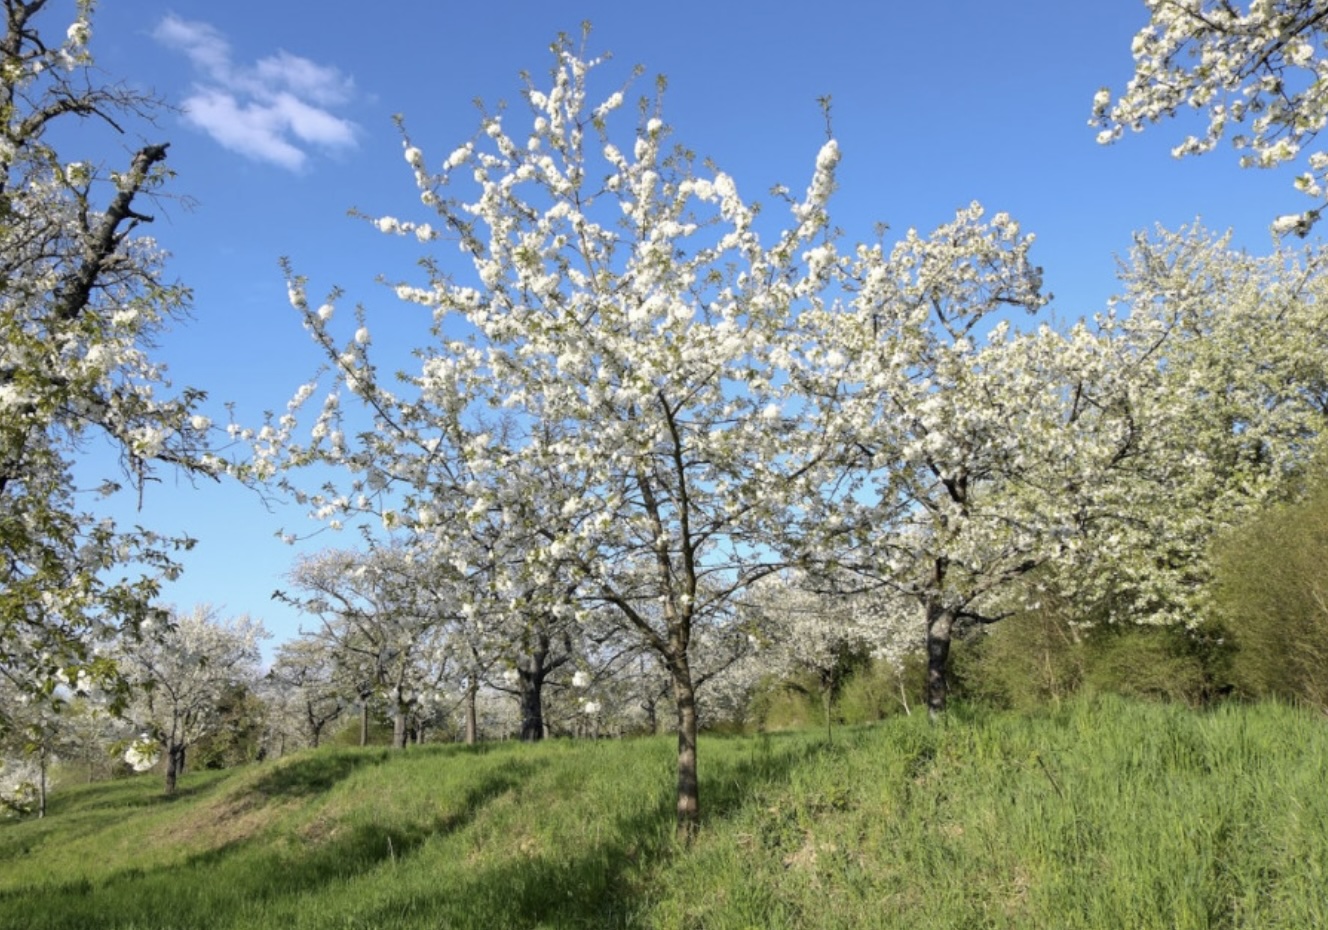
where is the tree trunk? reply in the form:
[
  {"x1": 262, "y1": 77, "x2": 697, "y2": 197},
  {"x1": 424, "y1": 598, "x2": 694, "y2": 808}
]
[
  {"x1": 359, "y1": 700, "x2": 370, "y2": 747},
  {"x1": 164, "y1": 742, "x2": 186, "y2": 794},
  {"x1": 517, "y1": 669, "x2": 545, "y2": 742},
  {"x1": 37, "y1": 746, "x2": 47, "y2": 819},
  {"x1": 464, "y1": 679, "x2": 478, "y2": 745},
  {"x1": 307, "y1": 702, "x2": 325, "y2": 748},
  {"x1": 672, "y1": 663, "x2": 700, "y2": 842},
  {"x1": 643, "y1": 694, "x2": 658, "y2": 734},
  {"x1": 393, "y1": 702, "x2": 408, "y2": 749},
  {"x1": 926, "y1": 604, "x2": 955, "y2": 720}
]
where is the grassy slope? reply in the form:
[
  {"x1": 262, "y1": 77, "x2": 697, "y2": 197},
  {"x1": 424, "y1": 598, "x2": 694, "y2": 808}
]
[{"x1": 2, "y1": 697, "x2": 1326, "y2": 929}]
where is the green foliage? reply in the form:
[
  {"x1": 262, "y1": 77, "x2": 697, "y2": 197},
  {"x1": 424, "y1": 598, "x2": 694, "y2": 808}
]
[
  {"x1": 835, "y1": 656, "x2": 923, "y2": 723},
  {"x1": 3, "y1": 700, "x2": 1326, "y2": 928},
  {"x1": 191, "y1": 686, "x2": 269, "y2": 770},
  {"x1": 1080, "y1": 623, "x2": 1221, "y2": 704},
  {"x1": 1211, "y1": 464, "x2": 1328, "y2": 711},
  {"x1": 745, "y1": 675, "x2": 821, "y2": 731},
  {"x1": 745, "y1": 643, "x2": 879, "y2": 734},
  {"x1": 965, "y1": 595, "x2": 1228, "y2": 710},
  {"x1": 964, "y1": 603, "x2": 1086, "y2": 711},
  {"x1": 326, "y1": 714, "x2": 398, "y2": 748}
]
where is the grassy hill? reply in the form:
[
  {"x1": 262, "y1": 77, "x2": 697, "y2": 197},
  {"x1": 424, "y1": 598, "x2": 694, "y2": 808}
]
[{"x1": 2, "y1": 696, "x2": 1327, "y2": 929}]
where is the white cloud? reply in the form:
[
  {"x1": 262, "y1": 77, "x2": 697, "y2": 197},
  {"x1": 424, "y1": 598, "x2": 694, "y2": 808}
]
[{"x1": 154, "y1": 15, "x2": 357, "y2": 170}]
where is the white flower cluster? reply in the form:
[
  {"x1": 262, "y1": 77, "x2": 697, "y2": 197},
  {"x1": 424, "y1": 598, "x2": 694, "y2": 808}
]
[
  {"x1": 122, "y1": 738, "x2": 160, "y2": 773},
  {"x1": 0, "y1": 759, "x2": 40, "y2": 815},
  {"x1": 1094, "y1": 0, "x2": 1328, "y2": 230}
]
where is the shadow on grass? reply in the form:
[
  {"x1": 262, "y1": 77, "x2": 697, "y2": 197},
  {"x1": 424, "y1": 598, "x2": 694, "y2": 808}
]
[
  {"x1": 2, "y1": 736, "x2": 834, "y2": 930},
  {"x1": 356, "y1": 787, "x2": 678, "y2": 930},
  {"x1": 0, "y1": 770, "x2": 237, "y2": 871},
  {"x1": 44, "y1": 768, "x2": 232, "y2": 818},
  {"x1": 1, "y1": 748, "x2": 392, "y2": 868},
  {"x1": 245, "y1": 746, "x2": 394, "y2": 801},
  {"x1": 703, "y1": 728, "x2": 849, "y2": 823},
  {"x1": 347, "y1": 734, "x2": 824, "y2": 929},
  {"x1": 0, "y1": 756, "x2": 542, "y2": 930}
]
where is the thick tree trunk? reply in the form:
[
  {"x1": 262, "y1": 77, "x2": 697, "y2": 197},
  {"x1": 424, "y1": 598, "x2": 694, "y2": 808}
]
[
  {"x1": 359, "y1": 701, "x2": 370, "y2": 747},
  {"x1": 464, "y1": 680, "x2": 478, "y2": 745},
  {"x1": 515, "y1": 626, "x2": 567, "y2": 741},
  {"x1": 926, "y1": 604, "x2": 955, "y2": 720},
  {"x1": 164, "y1": 742, "x2": 186, "y2": 794},
  {"x1": 672, "y1": 664, "x2": 700, "y2": 842},
  {"x1": 517, "y1": 669, "x2": 545, "y2": 742},
  {"x1": 307, "y1": 702, "x2": 325, "y2": 748}
]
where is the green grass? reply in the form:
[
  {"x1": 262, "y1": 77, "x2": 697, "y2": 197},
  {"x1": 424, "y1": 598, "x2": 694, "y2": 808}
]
[{"x1": 2, "y1": 697, "x2": 1326, "y2": 928}]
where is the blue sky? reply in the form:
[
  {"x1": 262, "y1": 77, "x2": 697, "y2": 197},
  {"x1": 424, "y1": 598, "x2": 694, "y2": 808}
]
[{"x1": 65, "y1": 1, "x2": 1294, "y2": 655}]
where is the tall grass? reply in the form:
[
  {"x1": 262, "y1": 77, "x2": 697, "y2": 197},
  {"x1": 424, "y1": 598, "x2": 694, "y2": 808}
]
[{"x1": 2, "y1": 697, "x2": 1325, "y2": 929}]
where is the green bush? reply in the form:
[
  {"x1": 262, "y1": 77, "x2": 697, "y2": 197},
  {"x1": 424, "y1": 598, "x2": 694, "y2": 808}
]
[
  {"x1": 963, "y1": 587, "x2": 1229, "y2": 709},
  {"x1": 191, "y1": 685, "x2": 269, "y2": 769},
  {"x1": 746, "y1": 675, "x2": 822, "y2": 731},
  {"x1": 964, "y1": 602, "x2": 1087, "y2": 711},
  {"x1": 327, "y1": 715, "x2": 397, "y2": 748},
  {"x1": 1211, "y1": 463, "x2": 1328, "y2": 711},
  {"x1": 836, "y1": 654, "x2": 925, "y2": 722},
  {"x1": 1080, "y1": 622, "x2": 1220, "y2": 705}
]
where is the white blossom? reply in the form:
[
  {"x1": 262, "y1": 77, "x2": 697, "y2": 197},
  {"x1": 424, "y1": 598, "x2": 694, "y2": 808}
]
[{"x1": 1096, "y1": 1, "x2": 1328, "y2": 231}]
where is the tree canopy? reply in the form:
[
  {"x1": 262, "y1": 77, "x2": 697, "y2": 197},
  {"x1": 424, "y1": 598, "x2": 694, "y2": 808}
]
[
  {"x1": 1094, "y1": 0, "x2": 1328, "y2": 234},
  {"x1": 0, "y1": 0, "x2": 217, "y2": 722}
]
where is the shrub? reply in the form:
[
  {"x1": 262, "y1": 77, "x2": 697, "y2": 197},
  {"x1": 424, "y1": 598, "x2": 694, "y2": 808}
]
[{"x1": 1211, "y1": 463, "x2": 1328, "y2": 711}]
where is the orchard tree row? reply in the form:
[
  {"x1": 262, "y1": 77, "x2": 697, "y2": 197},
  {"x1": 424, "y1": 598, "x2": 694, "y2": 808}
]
[
  {"x1": 1, "y1": 567, "x2": 902, "y2": 814},
  {"x1": 250, "y1": 28, "x2": 1328, "y2": 835},
  {"x1": 4, "y1": 2, "x2": 1328, "y2": 838}
]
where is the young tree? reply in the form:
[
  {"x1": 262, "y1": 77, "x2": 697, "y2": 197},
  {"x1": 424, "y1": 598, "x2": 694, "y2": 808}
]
[
  {"x1": 797, "y1": 204, "x2": 1136, "y2": 717},
  {"x1": 116, "y1": 607, "x2": 265, "y2": 793},
  {"x1": 280, "y1": 545, "x2": 457, "y2": 750},
  {"x1": 740, "y1": 572, "x2": 919, "y2": 739},
  {"x1": 1092, "y1": 0, "x2": 1328, "y2": 234},
  {"x1": 266, "y1": 636, "x2": 347, "y2": 750},
  {"x1": 0, "y1": 0, "x2": 215, "y2": 719},
  {"x1": 1061, "y1": 226, "x2": 1328, "y2": 626},
  {"x1": 262, "y1": 34, "x2": 839, "y2": 837}
]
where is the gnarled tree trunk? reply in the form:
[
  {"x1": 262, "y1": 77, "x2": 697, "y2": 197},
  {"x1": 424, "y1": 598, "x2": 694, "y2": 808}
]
[
  {"x1": 517, "y1": 668, "x2": 546, "y2": 742},
  {"x1": 926, "y1": 602, "x2": 956, "y2": 720}
]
